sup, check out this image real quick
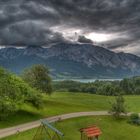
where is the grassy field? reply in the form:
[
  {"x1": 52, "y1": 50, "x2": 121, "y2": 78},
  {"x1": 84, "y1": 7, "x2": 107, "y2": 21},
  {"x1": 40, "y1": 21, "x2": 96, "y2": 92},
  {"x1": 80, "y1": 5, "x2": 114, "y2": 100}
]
[
  {"x1": 0, "y1": 92, "x2": 140, "y2": 128},
  {"x1": 1, "y1": 116, "x2": 140, "y2": 140},
  {"x1": 0, "y1": 92, "x2": 111, "y2": 128}
]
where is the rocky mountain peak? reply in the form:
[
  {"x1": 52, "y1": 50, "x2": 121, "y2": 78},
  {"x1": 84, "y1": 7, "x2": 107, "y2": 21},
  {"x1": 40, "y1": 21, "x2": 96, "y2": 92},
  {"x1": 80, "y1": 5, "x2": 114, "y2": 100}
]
[{"x1": 0, "y1": 43, "x2": 140, "y2": 78}]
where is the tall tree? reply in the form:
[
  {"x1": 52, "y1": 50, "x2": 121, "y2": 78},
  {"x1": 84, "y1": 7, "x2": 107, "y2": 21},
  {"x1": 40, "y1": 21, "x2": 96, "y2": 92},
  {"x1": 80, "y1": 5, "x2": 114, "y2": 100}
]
[{"x1": 22, "y1": 64, "x2": 52, "y2": 95}]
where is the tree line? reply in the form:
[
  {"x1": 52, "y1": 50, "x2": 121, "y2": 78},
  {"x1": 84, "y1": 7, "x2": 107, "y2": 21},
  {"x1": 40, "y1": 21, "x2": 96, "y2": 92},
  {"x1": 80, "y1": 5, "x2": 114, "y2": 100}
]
[{"x1": 53, "y1": 77, "x2": 140, "y2": 95}]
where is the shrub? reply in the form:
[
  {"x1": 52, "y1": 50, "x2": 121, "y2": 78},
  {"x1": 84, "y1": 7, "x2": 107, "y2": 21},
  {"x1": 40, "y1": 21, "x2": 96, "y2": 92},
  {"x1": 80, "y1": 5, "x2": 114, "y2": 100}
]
[
  {"x1": 109, "y1": 95, "x2": 127, "y2": 118},
  {"x1": 128, "y1": 113, "x2": 140, "y2": 125}
]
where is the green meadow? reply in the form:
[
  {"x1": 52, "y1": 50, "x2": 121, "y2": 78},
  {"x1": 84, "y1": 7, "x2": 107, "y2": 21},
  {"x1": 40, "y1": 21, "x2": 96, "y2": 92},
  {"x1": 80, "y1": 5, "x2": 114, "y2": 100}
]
[
  {"x1": 2, "y1": 116, "x2": 140, "y2": 140},
  {"x1": 1, "y1": 92, "x2": 140, "y2": 128}
]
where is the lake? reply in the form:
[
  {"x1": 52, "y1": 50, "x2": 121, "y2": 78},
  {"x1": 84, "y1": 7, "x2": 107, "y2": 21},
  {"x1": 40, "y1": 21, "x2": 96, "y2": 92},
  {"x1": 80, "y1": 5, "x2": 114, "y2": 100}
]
[{"x1": 53, "y1": 78, "x2": 122, "y2": 83}]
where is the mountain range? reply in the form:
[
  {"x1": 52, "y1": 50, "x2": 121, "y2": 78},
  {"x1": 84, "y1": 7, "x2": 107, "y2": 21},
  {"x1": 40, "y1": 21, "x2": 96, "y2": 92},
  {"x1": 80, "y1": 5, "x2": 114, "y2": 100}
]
[{"x1": 0, "y1": 43, "x2": 140, "y2": 79}]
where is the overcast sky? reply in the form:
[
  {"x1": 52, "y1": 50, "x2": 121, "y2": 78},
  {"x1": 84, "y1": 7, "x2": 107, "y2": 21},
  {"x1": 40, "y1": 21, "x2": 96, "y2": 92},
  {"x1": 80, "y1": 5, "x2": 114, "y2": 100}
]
[{"x1": 0, "y1": 0, "x2": 140, "y2": 55}]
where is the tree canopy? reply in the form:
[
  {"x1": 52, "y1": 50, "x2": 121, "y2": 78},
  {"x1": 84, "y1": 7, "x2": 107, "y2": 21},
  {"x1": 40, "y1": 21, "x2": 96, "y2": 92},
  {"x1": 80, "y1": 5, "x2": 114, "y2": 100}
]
[
  {"x1": 22, "y1": 65, "x2": 52, "y2": 95},
  {"x1": 0, "y1": 67, "x2": 42, "y2": 120}
]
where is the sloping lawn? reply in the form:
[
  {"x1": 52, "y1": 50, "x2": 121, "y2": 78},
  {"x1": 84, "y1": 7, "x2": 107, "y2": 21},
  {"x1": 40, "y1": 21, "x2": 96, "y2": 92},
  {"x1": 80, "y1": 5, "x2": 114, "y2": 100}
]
[
  {"x1": 0, "y1": 92, "x2": 140, "y2": 128},
  {"x1": 0, "y1": 92, "x2": 111, "y2": 128}
]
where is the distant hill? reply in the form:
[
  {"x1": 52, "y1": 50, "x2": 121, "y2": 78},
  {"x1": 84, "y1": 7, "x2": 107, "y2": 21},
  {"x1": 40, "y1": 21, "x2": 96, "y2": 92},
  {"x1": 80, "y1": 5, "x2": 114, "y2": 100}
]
[{"x1": 0, "y1": 43, "x2": 140, "y2": 79}]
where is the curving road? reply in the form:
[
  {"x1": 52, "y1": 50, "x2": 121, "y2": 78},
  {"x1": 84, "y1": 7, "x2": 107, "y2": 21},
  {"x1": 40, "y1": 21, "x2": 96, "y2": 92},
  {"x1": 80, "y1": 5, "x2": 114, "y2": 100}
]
[{"x1": 0, "y1": 111, "x2": 131, "y2": 139}]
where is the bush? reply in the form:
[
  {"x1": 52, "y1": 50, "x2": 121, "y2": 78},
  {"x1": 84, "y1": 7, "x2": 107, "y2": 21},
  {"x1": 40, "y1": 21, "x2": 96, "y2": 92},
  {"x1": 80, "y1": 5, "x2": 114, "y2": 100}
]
[
  {"x1": 24, "y1": 89, "x2": 43, "y2": 108},
  {"x1": 0, "y1": 99, "x2": 18, "y2": 120},
  {"x1": 109, "y1": 95, "x2": 127, "y2": 118},
  {"x1": 128, "y1": 113, "x2": 140, "y2": 125}
]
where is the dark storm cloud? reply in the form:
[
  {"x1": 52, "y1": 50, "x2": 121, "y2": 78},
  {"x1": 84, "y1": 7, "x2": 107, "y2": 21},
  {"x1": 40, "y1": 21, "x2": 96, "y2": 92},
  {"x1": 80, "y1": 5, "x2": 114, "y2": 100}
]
[
  {"x1": 0, "y1": 0, "x2": 140, "y2": 55},
  {"x1": 0, "y1": 0, "x2": 67, "y2": 45},
  {"x1": 46, "y1": 0, "x2": 140, "y2": 30},
  {"x1": 78, "y1": 35, "x2": 93, "y2": 44},
  {"x1": 0, "y1": 21, "x2": 67, "y2": 46}
]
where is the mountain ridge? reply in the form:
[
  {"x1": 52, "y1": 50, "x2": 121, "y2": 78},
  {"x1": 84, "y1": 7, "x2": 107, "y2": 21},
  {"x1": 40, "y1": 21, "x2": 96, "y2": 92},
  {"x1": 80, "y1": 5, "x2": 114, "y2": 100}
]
[{"x1": 0, "y1": 43, "x2": 140, "y2": 79}]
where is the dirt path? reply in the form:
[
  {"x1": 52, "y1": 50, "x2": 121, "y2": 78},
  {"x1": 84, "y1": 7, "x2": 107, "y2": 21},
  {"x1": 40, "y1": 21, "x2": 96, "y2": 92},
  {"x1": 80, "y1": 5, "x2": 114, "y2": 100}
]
[{"x1": 0, "y1": 111, "x2": 111, "y2": 139}]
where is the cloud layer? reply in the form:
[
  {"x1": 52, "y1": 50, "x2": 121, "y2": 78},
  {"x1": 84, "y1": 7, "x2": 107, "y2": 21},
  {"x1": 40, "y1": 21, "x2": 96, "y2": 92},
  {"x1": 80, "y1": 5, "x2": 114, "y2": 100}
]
[{"x1": 0, "y1": 0, "x2": 140, "y2": 55}]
